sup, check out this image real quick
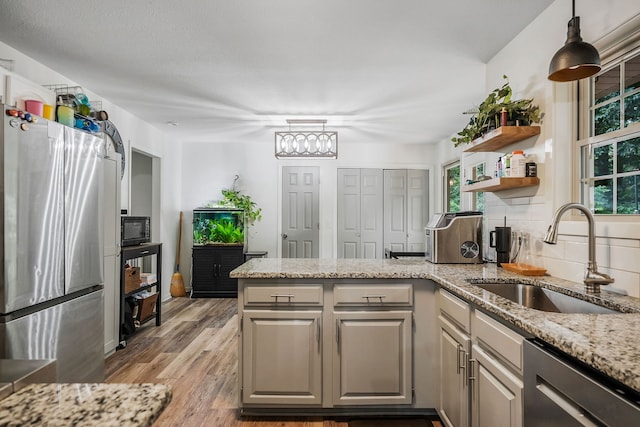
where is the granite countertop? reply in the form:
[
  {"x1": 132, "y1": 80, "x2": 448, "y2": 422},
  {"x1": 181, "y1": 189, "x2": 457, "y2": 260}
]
[
  {"x1": 0, "y1": 383, "x2": 171, "y2": 426},
  {"x1": 231, "y1": 258, "x2": 640, "y2": 392}
]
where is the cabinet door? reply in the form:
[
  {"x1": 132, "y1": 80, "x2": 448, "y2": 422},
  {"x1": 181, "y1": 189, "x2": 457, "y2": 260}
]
[
  {"x1": 439, "y1": 316, "x2": 471, "y2": 427},
  {"x1": 191, "y1": 247, "x2": 217, "y2": 293},
  {"x1": 215, "y1": 246, "x2": 244, "y2": 294},
  {"x1": 333, "y1": 311, "x2": 412, "y2": 405},
  {"x1": 471, "y1": 345, "x2": 523, "y2": 427},
  {"x1": 242, "y1": 310, "x2": 322, "y2": 405}
]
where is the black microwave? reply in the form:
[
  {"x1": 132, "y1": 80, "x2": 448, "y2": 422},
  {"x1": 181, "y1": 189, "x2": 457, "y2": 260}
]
[{"x1": 121, "y1": 216, "x2": 151, "y2": 246}]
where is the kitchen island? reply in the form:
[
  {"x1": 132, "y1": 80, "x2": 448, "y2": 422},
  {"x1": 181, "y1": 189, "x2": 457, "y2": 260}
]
[
  {"x1": 0, "y1": 383, "x2": 171, "y2": 426},
  {"x1": 231, "y1": 257, "x2": 640, "y2": 408}
]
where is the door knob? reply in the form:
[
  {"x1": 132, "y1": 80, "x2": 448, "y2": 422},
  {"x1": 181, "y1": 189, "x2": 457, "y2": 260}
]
[{"x1": 282, "y1": 233, "x2": 288, "y2": 239}]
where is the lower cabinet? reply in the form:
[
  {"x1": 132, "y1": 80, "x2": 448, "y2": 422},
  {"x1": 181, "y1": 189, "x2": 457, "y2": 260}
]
[
  {"x1": 471, "y1": 345, "x2": 523, "y2": 427},
  {"x1": 241, "y1": 310, "x2": 322, "y2": 405},
  {"x1": 191, "y1": 245, "x2": 244, "y2": 297},
  {"x1": 333, "y1": 310, "x2": 413, "y2": 405},
  {"x1": 237, "y1": 279, "x2": 435, "y2": 413},
  {"x1": 437, "y1": 289, "x2": 524, "y2": 427},
  {"x1": 438, "y1": 315, "x2": 471, "y2": 427}
]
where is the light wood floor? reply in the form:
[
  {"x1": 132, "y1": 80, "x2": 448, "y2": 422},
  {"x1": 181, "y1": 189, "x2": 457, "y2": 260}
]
[{"x1": 105, "y1": 297, "x2": 443, "y2": 427}]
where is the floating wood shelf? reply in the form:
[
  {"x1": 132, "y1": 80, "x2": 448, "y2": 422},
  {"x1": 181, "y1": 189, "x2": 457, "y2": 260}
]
[
  {"x1": 462, "y1": 177, "x2": 540, "y2": 192},
  {"x1": 463, "y1": 126, "x2": 541, "y2": 152}
]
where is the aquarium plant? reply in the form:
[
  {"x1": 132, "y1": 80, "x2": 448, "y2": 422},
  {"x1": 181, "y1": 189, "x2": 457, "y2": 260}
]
[
  {"x1": 192, "y1": 209, "x2": 245, "y2": 246},
  {"x1": 195, "y1": 180, "x2": 262, "y2": 246}
]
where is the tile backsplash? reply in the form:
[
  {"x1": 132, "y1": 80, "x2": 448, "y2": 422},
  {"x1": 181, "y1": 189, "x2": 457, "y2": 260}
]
[{"x1": 482, "y1": 194, "x2": 640, "y2": 298}]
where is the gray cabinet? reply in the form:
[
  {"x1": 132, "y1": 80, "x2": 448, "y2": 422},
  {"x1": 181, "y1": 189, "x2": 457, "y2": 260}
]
[
  {"x1": 437, "y1": 289, "x2": 524, "y2": 427},
  {"x1": 471, "y1": 345, "x2": 523, "y2": 427},
  {"x1": 332, "y1": 283, "x2": 414, "y2": 405},
  {"x1": 439, "y1": 316, "x2": 471, "y2": 427},
  {"x1": 470, "y1": 311, "x2": 524, "y2": 427},
  {"x1": 438, "y1": 289, "x2": 471, "y2": 427},
  {"x1": 241, "y1": 310, "x2": 322, "y2": 405},
  {"x1": 237, "y1": 279, "x2": 435, "y2": 413},
  {"x1": 333, "y1": 310, "x2": 412, "y2": 405}
]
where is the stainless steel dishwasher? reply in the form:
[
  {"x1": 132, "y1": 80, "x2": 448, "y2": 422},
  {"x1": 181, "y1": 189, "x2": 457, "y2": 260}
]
[{"x1": 524, "y1": 339, "x2": 640, "y2": 426}]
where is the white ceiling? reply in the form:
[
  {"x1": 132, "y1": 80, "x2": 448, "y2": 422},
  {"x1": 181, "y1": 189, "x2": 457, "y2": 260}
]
[{"x1": 0, "y1": 0, "x2": 554, "y2": 145}]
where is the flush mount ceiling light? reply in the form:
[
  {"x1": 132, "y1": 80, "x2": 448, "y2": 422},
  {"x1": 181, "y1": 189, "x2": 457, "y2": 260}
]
[
  {"x1": 275, "y1": 119, "x2": 338, "y2": 159},
  {"x1": 548, "y1": 0, "x2": 601, "y2": 82}
]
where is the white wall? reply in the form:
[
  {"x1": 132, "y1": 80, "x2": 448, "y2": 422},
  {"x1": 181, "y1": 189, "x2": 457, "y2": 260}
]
[
  {"x1": 0, "y1": 41, "x2": 182, "y2": 302},
  {"x1": 444, "y1": 0, "x2": 640, "y2": 297}
]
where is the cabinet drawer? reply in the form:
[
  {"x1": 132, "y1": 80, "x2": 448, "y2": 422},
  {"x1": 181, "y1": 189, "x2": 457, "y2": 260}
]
[
  {"x1": 473, "y1": 310, "x2": 523, "y2": 373},
  {"x1": 438, "y1": 289, "x2": 470, "y2": 333},
  {"x1": 333, "y1": 284, "x2": 413, "y2": 306},
  {"x1": 244, "y1": 285, "x2": 323, "y2": 306}
]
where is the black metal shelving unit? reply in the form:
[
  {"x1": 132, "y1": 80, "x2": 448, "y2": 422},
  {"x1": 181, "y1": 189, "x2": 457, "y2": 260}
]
[{"x1": 119, "y1": 242, "x2": 162, "y2": 347}]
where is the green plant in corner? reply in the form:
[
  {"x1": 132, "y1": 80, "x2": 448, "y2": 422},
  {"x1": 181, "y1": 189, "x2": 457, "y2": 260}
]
[
  {"x1": 219, "y1": 189, "x2": 263, "y2": 226},
  {"x1": 452, "y1": 75, "x2": 543, "y2": 147}
]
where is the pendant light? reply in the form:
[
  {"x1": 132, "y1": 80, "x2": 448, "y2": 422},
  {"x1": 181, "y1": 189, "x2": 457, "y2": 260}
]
[{"x1": 548, "y1": 0, "x2": 601, "y2": 82}]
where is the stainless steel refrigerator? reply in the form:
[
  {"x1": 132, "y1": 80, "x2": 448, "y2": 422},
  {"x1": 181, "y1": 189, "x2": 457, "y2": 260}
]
[{"x1": 0, "y1": 106, "x2": 105, "y2": 382}]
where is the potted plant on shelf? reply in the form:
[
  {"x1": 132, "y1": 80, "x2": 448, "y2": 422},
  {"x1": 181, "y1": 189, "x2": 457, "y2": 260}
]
[{"x1": 452, "y1": 75, "x2": 543, "y2": 147}]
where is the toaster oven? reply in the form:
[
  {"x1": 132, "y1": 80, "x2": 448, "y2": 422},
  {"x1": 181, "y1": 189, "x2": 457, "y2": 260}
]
[{"x1": 425, "y1": 211, "x2": 483, "y2": 263}]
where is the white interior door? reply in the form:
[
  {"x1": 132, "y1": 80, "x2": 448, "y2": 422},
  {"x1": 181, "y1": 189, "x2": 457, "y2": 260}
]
[
  {"x1": 337, "y1": 169, "x2": 383, "y2": 259},
  {"x1": 384, "y1": 169, "x2": 408, "y2": 252},
  {"x1": 407, "y1": 169, "x2": 429, "y2": 252},
  {"x1": 360, "y1": 169, "x2": 384, "y2": 258},
  {"x1": 383, "y1": 169, "x2": 429, "y2": 253},
  {"x1": 282, "y1": 166, "x2": 320, "y2": 258},
  {"x1": 337, "y1": 169, "x2": 361, "y2": 258}
]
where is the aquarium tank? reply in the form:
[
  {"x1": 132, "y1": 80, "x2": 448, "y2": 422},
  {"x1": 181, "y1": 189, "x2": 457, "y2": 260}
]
[{"x1": 192, "y1": 208, "x2": 246, "y2": 246}]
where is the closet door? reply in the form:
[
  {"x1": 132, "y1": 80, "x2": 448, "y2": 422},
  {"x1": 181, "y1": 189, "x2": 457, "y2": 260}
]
[
  {"x1": 384, "y1": 170, "x2": 408, "y2": 252},
  {"x1": 407, "y1": 169, "x2": 429, "y2": 252},
  {"x1": 337, "y1": 169, "x2": 383, "y2": 259},
  {"x1": 383, "y1": 169, "x2": 429, "y2": 253},
  {"x1": 337, "y1": 169, "x2": 361, "y2": 258},
  {"x1": 360, "y1": 169, "x2": 383, "y2": 259}
]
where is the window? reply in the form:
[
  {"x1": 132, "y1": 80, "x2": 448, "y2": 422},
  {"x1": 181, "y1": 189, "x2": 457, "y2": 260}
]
[
  {"x1": 444, "y1": 161, "x2": 460, "y2": 212},
  {"x1": 579, "y1": 45, "x2": 640, "y2": 215},
  {"x1": 471, "y1": 162, "x2": 485, "y2": 212}
]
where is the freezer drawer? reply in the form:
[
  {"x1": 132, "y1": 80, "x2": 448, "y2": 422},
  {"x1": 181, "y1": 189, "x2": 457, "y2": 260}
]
[{"x1": 0, "y1": 289, "x2": 104, "y2": 383}]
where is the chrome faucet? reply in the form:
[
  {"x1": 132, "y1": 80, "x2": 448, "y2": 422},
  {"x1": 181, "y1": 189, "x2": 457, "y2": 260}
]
[{"x1": 544, "y1": 202, "x2": 613, "y2": 293}]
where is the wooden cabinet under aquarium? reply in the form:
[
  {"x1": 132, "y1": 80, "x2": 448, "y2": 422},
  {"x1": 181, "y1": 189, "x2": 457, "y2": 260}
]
[{"x1": 191, "y1": 208, "x2": 246, "y2": 298}]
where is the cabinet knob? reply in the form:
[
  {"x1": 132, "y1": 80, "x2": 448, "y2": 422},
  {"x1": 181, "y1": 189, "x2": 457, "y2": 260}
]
[{"x1": 282, "y1": 233, "x2": 288, "y2": 239}]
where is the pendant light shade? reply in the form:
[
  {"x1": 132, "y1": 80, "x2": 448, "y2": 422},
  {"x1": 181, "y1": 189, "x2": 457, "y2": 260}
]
[{"x1": 548, "y1": 4, "x2": 601, "y2": 82}]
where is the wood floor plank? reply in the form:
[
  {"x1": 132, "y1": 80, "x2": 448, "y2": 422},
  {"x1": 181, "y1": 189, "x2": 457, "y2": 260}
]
[{"x1": 105, "y1": 297, "x2": 440, "y2": 427}]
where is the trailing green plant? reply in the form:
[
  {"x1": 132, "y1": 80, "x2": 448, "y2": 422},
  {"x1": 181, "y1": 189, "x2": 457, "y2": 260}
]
[
  {"x1": 452, "y1": 75, "x2": 543, "y2": 147},
  {"x1": 218, "y1": 189, "x2": 262, "y2": 226}
]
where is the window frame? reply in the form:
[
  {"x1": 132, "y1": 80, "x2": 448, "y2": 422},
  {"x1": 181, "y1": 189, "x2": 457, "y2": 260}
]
[
  {"x1": 443, "y1": 160, "x2": 460, "y2": 213},
  {"x1": 576, "y1": 23, "x2": 640, "y2": 218}
]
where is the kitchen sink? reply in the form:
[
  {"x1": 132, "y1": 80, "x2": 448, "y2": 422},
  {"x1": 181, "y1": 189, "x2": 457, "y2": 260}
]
[{"x1": 472, "y1": 282, "x2": 621, "y2": 314}]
